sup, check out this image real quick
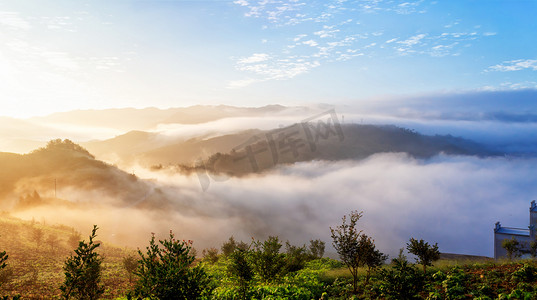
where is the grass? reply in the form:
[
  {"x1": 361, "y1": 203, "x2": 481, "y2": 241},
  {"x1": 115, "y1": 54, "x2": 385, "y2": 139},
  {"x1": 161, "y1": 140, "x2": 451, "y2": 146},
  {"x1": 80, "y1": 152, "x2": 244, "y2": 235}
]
[{"x1": 0, "y1": 213, "x2": 135, "y2": 299}]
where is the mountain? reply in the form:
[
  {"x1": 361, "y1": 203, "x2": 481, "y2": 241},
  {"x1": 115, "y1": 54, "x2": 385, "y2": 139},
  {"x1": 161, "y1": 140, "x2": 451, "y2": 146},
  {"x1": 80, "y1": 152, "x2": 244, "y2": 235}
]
[
  {"x1": 0, "y1": 139, "x2": 160, "y2": 210},
  {"x1": 175, "y1": 123, "x2": 499, "y2": 176}
]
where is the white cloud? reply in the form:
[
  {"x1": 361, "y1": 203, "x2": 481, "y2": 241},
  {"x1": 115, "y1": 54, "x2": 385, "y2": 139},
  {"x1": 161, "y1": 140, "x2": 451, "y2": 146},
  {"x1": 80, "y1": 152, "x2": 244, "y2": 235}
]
[
  {"x1": 0, "y1": 11, "x2": 31, "y2": 30},
  {"x1": 398, "y1": 33, "x2": 426, "y2": 47},
  {"x1": 302, "y1": 39, "x2": 319, "y2": 47},
  {"x1": 487, "y1": 59, "x2": 537, "y2": 72},
  {"x1": 233, "y1": 0, "x2": 249, "y2": 6},
  {"x1": 237, "y1": 53, "x2": 271, "y2": 64}
]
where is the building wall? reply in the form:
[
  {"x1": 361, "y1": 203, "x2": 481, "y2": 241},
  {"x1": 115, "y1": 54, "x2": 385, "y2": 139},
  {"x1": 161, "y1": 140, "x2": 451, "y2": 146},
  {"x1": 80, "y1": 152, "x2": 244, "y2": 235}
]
[{"x1": 494, "y1": 233, "x2": 531, "y2": 259}]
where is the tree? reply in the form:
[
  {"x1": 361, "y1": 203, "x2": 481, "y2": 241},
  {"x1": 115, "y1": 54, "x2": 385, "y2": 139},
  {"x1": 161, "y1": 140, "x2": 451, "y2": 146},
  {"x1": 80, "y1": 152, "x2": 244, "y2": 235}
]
[
  {"x1": 250, "y1": 236, "x2": 286, "y2": 282},
  {"x1": 406, "y1": 238, "x2": 440, "y2": 273},
  {"x1": 59, "y1": 225, "x2": 104, "y2": 300},
  {"x1": 122, "y1": 255, "x2": 138, "y2": 283},
  {"x1": 68, "y1": 231, "x2": 82, "y2": 250},
  {"x1": 284, "y1": 241, "x2": 309, "y2": 272},
  {"x1": 530, "y1": 239, "x2": 537, "y2": 258},
  {"x1": 46, "y1": 233, "x2": 59, "y2": 252},
  {"x1": 0, "y1": 248, "x2": 7, "y2": 289},
  {"x1": 330, "y1": 210, "x2": 364, "y2": 294},
  {"x1": 202, "y1": 247, "x2": 219, "y2": 264},
  {"x1": 360, "y1": 235, "x2": 388, "y2": 284},
  {"x1": 132, "y1": 231, "x2": 212, "y2": 299},
  {"x1": 308, "y1": 239, "x2": 325, "y2": 259},
  {"x1": 221, "y1": 236, "x2": 238, "y2": 257},
  {"x1": 378, "y1": 249, "x2": 424, "y2": 299},
  {"x1": 228, "y1": 248, "x2": 254, "y2": 300},
  {"x1": 221, "y1": 236, "x2": 248, "y2": 257},
  {"x1": 32, "y1": 227, "x2": 44, "y2": 249},
  {"x1": 502, "y1": 237, "x2": 520, "y2": 260}
]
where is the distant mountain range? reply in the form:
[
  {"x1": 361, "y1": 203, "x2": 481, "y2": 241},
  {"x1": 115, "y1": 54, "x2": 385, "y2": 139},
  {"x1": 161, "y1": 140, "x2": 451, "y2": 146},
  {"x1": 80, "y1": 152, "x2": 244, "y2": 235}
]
[
  {"x1": 0, "y1": 120, "x2": 501, "y2": 212},
  {"x1": 83, "y1": 123, "x2": 498, "y2": 176}
]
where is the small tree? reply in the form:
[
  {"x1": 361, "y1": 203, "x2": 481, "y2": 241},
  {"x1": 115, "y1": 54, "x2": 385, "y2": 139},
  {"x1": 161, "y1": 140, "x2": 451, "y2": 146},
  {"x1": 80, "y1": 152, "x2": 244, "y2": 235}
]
[
  {"x1": 284, "y1": 241, "x2": 309, "y2": 273},
  {"x1": 221, "y1": 236, "x2": 238, "y2": 257},
  {"x1": 122, "y1": 255, "x2": 138, "y2": 283},
  {"x1": 530, "y1": 239, "x2": 537, "y2": 258},
  {"x1": 202, "y1": 247, "x2": 219, "y2": 264},
  {"x1": 250, "y1": 236, "x2": 286, "y2": 282},
  {"x1": 502, "y1": 237, "x2": 521, "y2": 260},
  {"x1": 68, "y1": 231, "x2": 82, "y2": 249},
  {"x1": 360, "y1": 235, "x2": 388, "y2": 284},
  {"x1": 330, "y1": 210, "x2": 364, "y2": 294},
  {"x1": 228, "y1": 248, "x2": 254, "y2": 300},
  {"x1": 59, "y1": 225, "x2": 104, "y2": 300},
  {"x1": 0, "y1": 249, "x2": 7, "y2": 289},
  {"x1": 46, "y1": 233, "x2": 59, "y2": 252},
  {"x1": 32, "y1": 227, "x2": 44, "y2": 249},
  {"x1": 0, "y1": 251, "x2": 6, "y2": 271},
  {"x1": 406, "y1": 238, "x2": 440, "y2": 273},
  {"x1": 308, "y1": 239, "x2": 325, "y2": 259},
  {"x1": 132, "y1": 231, "x2": 212, "y2": 299},
  {"x1": 378, "y1": 249, "x2": 424, "y2": 299}
]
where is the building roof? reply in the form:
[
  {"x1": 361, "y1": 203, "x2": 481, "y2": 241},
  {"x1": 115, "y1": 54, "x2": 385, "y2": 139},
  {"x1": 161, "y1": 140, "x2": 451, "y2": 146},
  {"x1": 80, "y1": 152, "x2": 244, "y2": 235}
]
[{"x1": 495, "y1": 227, "x2": 530, "y2": 236}]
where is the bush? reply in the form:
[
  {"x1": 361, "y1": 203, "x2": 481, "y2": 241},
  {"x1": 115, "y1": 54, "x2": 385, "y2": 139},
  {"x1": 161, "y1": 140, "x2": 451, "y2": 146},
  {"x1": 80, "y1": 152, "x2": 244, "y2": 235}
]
[
  {"x1": 378, "y1": 250, "x2": 424, "y2": 299},
  {"x1": 511, "y1": 264, "x2": 537, "y2": 283},
  {"x1": 202, "y1": 247, "x2": 219, "y2": 264},
  {"x1": 406, "y1": 238, "x2": 440, "y2": 273},
  {"x1": 250, "y1": 236, "x2": 286, "y2": 282},
  {"x1": 131, "y1": 231, "x2": 212, "y2": 299},
  {"x1": 122, "y1": 255, "x2": 138, "y2": 283},
  {"x1": 59, "y1": 225, "x2": 104, "y2": 300},
  {"x1": 228, "y1": 248, "x2": 254, "y2": 299},
  {"x1": 308, "y1": 239, "x2": 326, "y2": 259},
  {"x1": 285, "y1": 241, "x2": 309, "y2": 273}
]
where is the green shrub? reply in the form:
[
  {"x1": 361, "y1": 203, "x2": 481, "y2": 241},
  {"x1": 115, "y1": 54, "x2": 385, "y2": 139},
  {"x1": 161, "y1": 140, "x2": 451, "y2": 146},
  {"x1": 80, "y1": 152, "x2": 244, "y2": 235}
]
[
  {"x1": 251, "y1": 236, "x2": 286, "y2": 282},
  {"x1": 131, "y1": 231, "x2": 212, "y2": 299},
  {"x1": 59, "y1": 225, "x2": 104, "y2": 300},
  {"x1": 378, "y1": 253, "x2": 424, "y2": 299},
  {"x1": 511, "y1": 264, "x2": 537, "y2": 283}
]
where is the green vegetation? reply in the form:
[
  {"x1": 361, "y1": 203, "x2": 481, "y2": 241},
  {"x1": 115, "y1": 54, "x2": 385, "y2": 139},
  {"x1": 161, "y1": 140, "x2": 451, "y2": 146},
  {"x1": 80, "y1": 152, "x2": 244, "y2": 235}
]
[
  {"x1": 5, "y1": 212, "x2": 537, "y2": 299},
  {"x1": 406, "y1": 237, "x2": 441, "y2": 273},
  {"x1": 130, "y1": 231, "x2": 212, "y2": 299},
  {"x1": 502, "y1": 237, "x2": 521, "y2": 261},
  {"x1": 60, "y1": 225, "x2": 104, "y2": 300}
]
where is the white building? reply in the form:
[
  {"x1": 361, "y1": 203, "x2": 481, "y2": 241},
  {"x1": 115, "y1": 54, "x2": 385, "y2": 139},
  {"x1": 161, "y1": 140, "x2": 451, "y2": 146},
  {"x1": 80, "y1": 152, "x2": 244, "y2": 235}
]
[{"x1": 494, "y1": 200, "x2": 537, "y2": 259}]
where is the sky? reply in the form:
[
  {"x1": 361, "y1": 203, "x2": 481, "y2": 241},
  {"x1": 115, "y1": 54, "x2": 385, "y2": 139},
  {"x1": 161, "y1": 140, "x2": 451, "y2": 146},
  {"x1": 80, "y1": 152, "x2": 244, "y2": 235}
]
[{"x1": 0, "y1": 0, "x2": 536, "y2": 118}]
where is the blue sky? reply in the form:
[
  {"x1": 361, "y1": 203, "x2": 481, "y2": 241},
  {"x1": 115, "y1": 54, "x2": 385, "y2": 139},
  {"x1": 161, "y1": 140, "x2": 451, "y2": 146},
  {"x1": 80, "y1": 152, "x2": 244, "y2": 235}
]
[{"x1": 0, "y1": 0, "x2": 536, "y2": 118}]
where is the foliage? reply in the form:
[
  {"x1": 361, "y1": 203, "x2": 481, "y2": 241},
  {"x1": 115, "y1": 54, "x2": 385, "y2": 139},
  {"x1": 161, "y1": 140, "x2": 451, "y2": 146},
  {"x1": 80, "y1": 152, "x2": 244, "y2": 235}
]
[
  {"x1": 377, "y1": 250, "x2": 424, "y2": 299},
  {"x1": 285, "y1": 241, "x2": 309, "y2": 273},
  {"x1": 330, "y1": 210, "x2": 365, "y2": 294},
  {"x1": 122, "y1": 255, "x2": 138, "y2": 283},
  {"x1": 67, "y1": 231, "x2": 82, "y2": 250},
  {"x1": 59, "y1": 225, "x2": 104, "y2": 300},
  {"x1": 0, "y1": 249, "x2": 8, "y2": 289},
  {"x1": 308, "y1": 239, "x2": 325, "y2": 259},
  {"x1": 131, "y1": 231, "x2": 212, "y2": 299},
  {"x1": 250, "y1": 236, "x2": 286, "y2": 282},
  {"x1": 360, "y1": 234, "x2": 388, "y2": 284},
  {"x1": 228, "y1": 248, "x2": 254, "y2": 299},
  {"x1": 530, "y1": 239, "x2": 537, "y2": 258},
  {"x1": 202, "y1": 247, "x2": 219, "y2": 264},
  {"x1": 221, "y1": 236, "x2": 248, "y2": 257},
  {"x1": 46, "y1": 233, "x2": 60, "y2": 252},
  {"x1": 406, "y1": 238, "x2": 440, "y2": 273},
  {"x1": 32, "y1": 227, "x2": 44, "y2": 248},
  {"x1": 511, "y1": 264, "x2": 537, "y2": 283},
  {"x1": 502, "y1": 237, "x2": 521, "y2": 260}
]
